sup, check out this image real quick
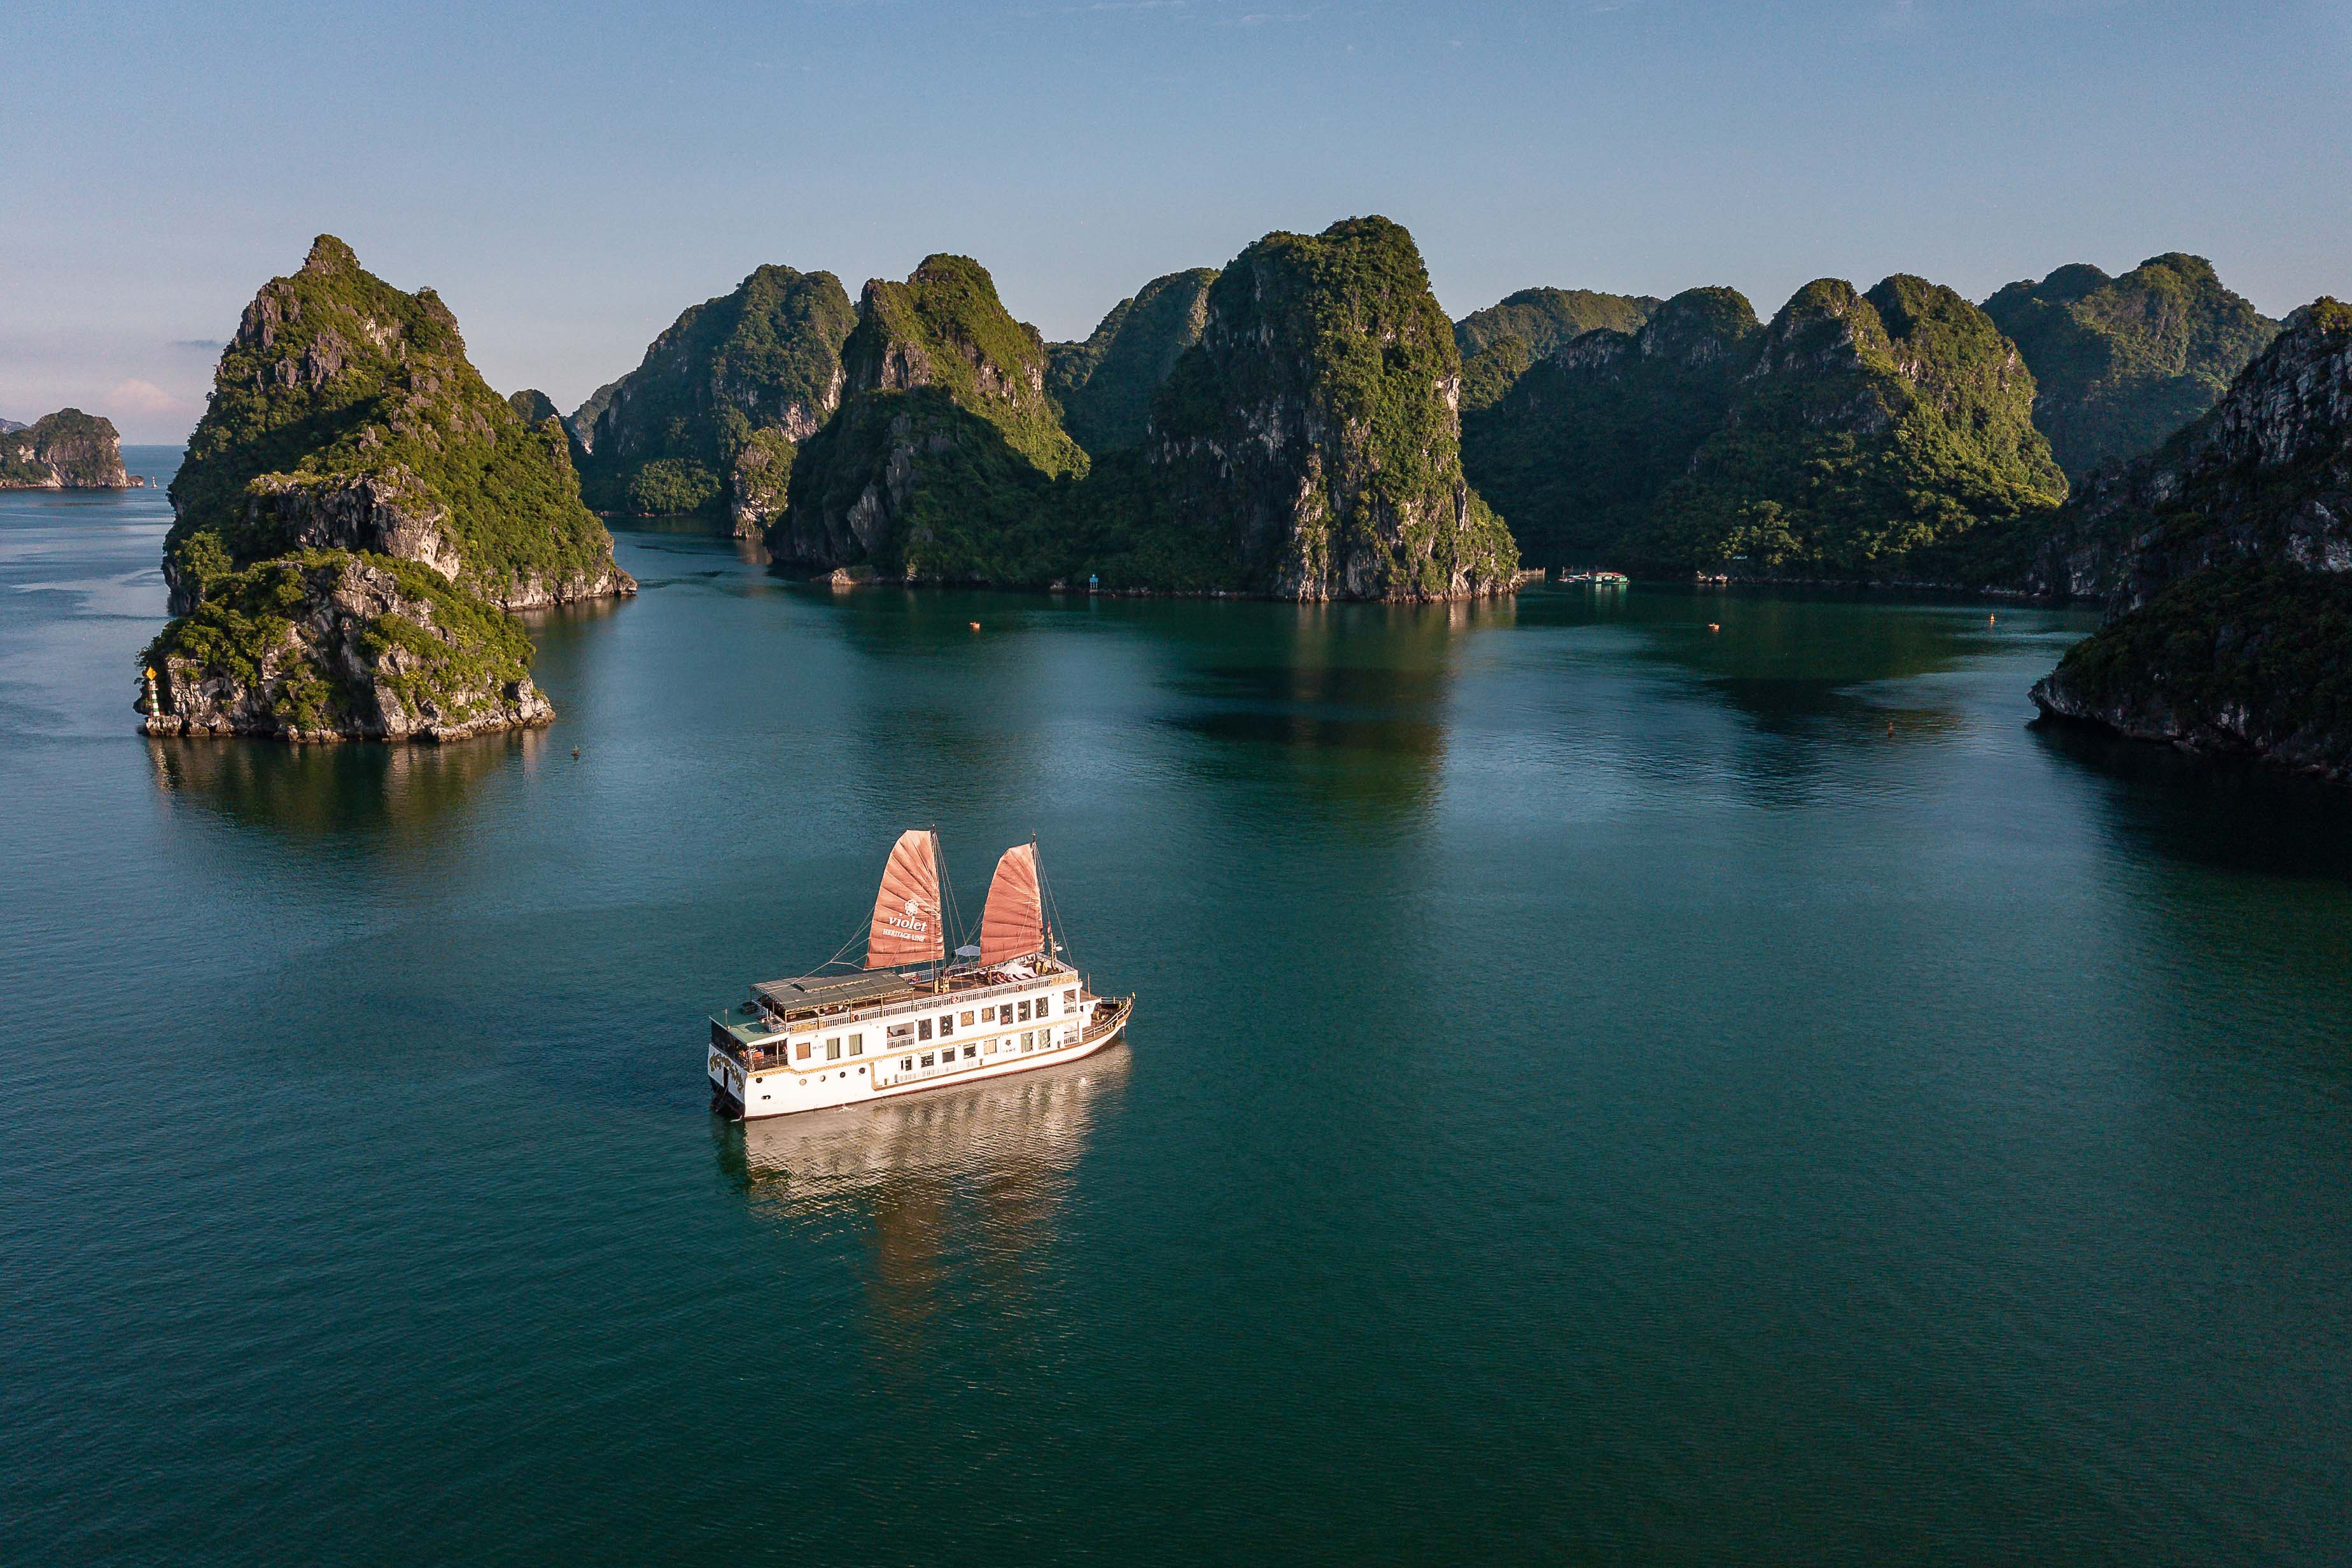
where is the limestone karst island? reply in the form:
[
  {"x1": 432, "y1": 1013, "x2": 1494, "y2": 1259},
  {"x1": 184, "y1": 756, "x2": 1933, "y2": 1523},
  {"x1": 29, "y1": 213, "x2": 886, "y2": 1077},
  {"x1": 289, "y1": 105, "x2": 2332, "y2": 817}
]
[
  {"x1": 118, "y1": 220, "x2": 2352, "y2": 785},
  {"x1": 9, "y1": 7, "x2": 2352, "y2": 1565}
]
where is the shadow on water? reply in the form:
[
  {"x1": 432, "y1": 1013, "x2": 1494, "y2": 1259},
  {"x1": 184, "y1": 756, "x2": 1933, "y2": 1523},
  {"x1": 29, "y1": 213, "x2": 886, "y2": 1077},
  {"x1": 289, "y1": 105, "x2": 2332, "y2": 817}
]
[
  {"x1": 514, "y1": 591, "x2": 634, "y2": 668},
  {"x1": 144, "y1": 730, "x2": 542, "y2": 838},
  {"x1": 1156, "y1": 597, "x2": 1514, "y2": 822},
  {"x1": 711, "y1": 1048, "x2": 1130, "y2": 1348},
  {"x1": 2030, "y1": 717, "x2": 2352, "y2": 882},
  {"x1": 1611, "y1": 585, "x2": 2061, "y2": 736},
  {"x1": 606, "y1": 513, "x2": 773, "y2": 564}
]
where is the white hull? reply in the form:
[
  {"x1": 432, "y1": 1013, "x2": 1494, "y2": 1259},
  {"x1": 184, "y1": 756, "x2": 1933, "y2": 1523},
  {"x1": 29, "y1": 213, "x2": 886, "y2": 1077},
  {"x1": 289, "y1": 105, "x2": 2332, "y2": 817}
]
[{"x1": 711, "y1": 990, "x2": 1131, "y2": 1120}]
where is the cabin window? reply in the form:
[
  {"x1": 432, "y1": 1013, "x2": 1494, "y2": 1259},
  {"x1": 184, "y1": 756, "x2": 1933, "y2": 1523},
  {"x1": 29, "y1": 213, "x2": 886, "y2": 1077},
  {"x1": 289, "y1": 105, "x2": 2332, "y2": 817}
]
[
  {"x1": 981, "y1": 1005, "x2": 994, "y2": 1023},
  {"x1": 1022, "y1": 1032, "x2": 1034, "y2": 1051},
  {"x1": 964, "y1": 1045, "x2": 978, "y2": 1060},
  {"x1": 902, "y1": 1058, "x2": 913, "y2": 1071},
  {"x1": 921, "y1": 1053, "x2": 935, "y2": 1068},
  {"x1": 796, "y1": 1041, "x2": 811, "y2": 1061},
  {"x1": 1018, "y1": 999, "x2": 1032, "y2": 1022},
  {"x1": 939, "y1": 1014, "x2": 955, "y2": 1037},
  {"x1": 1064, "y1": 989, "x2": 1077, "y2": 1013},
  {"x1": 918, "y1": 1019, "x2": 932, "y2": 1041},
  {"x1": 961, "y1": 1011, "x2": 975, "y2": 1026},
  {"x1": 848, "y1": 1033, "x2": 864, "y2": 1056},
  {"x1": 825, "y1": 1038, "x2": 841, "y2": 1061}
]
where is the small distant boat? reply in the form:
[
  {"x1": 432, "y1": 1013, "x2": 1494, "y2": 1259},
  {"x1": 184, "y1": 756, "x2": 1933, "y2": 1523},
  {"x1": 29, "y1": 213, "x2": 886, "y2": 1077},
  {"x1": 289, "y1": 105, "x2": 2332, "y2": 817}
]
[
  {"x1": 1593, "y1": 571, "x2": 1630, "y2": 587},
  {"x1": 706, "y1": 831, "x2": 1133, "y2": 1119}
]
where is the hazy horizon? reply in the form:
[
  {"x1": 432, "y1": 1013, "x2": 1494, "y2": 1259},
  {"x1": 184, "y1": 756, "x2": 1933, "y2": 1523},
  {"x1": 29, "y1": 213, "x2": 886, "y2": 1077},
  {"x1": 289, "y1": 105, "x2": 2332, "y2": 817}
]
[{"x1": 7, "y1": 0, "x2": 2348, "y2": 443}]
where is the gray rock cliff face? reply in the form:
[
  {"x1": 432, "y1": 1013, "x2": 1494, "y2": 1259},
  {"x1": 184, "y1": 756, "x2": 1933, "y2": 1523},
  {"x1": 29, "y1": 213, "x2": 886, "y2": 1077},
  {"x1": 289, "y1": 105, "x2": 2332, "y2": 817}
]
[
  {"x1": 142, "y1": 554, "x2": 554, "y2": 743},
  {"x1": 165, "y1": 465, "x2": 634, "y2": 617},
  {"x1": 0, "y1": 409, "x2": 134, "y2": 489},
  {"x1": 239, "y1": 468, "x2": 468, "y2": 583},
  {"x1": 2026, "y1": 301, "x2": 2352, "y2": 608},
  {"x1": 163, "y1": 234, "x2": 631, "y2": 619},
  {"x1": 774, "y1": 255, "x2": 1086, "y2": 577},
  {"x1": 1144, "y1": 216, "x2": 1518, "y2": 601},
  {"x1": 577, "y1": 264, "x2": 857, "y2": 538},
  {"x1": 2029, "y1": 300, "x2": 2352, "y2": 781},
  {"x1": 566, "y1": 381, "x2": 619, "y2": 455}
]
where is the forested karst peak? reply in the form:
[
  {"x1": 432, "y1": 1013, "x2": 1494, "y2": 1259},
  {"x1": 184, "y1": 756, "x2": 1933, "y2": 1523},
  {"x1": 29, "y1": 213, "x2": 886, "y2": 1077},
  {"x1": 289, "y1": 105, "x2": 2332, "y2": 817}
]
[{"x1": 1983, "y1": 252, "x2": 2279, "y2": 478}]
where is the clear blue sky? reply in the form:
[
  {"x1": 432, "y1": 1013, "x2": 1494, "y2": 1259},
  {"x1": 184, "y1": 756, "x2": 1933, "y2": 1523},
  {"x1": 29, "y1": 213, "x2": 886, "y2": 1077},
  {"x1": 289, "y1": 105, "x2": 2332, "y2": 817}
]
[{"x1": 4, "y1": 0, "x2": 2346, "y2": 441}]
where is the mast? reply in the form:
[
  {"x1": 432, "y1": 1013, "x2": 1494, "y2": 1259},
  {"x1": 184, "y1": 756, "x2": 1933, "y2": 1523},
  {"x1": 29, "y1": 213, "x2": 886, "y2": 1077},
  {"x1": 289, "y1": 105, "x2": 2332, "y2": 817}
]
[{"x1": 930, "y1": 827, "x2": 944, "y2": 994}]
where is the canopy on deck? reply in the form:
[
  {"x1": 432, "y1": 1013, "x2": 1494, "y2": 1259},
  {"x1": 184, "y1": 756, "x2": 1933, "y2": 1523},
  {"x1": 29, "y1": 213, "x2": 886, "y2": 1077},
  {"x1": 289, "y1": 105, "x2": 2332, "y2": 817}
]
[{"x1": 754, "y1": 970, "x2": 920, "y2": 1017}]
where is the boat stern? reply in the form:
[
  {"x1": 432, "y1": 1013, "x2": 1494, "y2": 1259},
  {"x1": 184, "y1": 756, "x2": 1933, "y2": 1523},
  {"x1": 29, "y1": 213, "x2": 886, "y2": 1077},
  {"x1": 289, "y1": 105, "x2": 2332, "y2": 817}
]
[{"x1": 709, "y1": 1016, "x2": 752, "y2": 1114}]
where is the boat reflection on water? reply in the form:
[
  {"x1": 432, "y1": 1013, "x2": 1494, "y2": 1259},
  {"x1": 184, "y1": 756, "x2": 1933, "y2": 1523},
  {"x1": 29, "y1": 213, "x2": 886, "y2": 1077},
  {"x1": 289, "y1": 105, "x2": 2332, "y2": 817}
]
[{"x1": 715, "y1": 1045, "x2": 1131, "y2": 1343}]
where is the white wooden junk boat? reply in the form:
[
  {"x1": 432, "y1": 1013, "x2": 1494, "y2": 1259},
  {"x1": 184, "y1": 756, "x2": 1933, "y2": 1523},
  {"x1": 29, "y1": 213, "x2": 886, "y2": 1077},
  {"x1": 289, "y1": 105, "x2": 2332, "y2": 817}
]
[{"x1": 708, "y1": 832, "x2": 1135, "y2": 1119}]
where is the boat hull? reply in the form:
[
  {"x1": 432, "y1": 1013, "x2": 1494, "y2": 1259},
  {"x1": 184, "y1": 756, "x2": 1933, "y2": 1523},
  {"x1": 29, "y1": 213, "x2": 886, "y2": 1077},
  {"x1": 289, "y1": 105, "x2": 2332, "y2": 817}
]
[{"x1": 711, "y1": 998, "x2": 1132, "y2": 1120}]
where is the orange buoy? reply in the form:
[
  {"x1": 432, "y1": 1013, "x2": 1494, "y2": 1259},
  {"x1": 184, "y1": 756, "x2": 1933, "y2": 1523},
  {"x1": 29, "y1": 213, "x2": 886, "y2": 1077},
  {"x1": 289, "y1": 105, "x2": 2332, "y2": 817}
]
[
  {"x1": 969, "y1": 621, "x2": 982, "y2": 631},
  {"x1": 1706, "y1": 622, "x2": 1721, "y2": 634}
]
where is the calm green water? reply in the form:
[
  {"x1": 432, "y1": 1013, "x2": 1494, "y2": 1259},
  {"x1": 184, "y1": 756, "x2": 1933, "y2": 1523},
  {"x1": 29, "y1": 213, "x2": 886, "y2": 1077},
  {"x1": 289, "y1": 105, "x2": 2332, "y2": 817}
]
[{"x1": 6, "y1": 454, "x2": 2350, "y2": 1565}]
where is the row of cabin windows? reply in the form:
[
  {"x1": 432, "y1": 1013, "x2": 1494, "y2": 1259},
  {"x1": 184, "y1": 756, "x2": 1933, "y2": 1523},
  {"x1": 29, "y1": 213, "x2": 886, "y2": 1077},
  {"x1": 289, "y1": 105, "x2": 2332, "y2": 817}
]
[
  {"x1": 971, "y1": 990, "x2": 1079, "y2": 1026},
  {"x1": 900, "y1": 1024, "x2": 1086, "y2": 1074},
  {"x1": 803, "y1": 990, "x2": 1083, "y2": 1063},
  {"x1": 795, "y1": 1030, "x2": 865, "y2": 1063},
  {"x1": 913, "y1": 1043, "x2": 990, "y2": 1069}
]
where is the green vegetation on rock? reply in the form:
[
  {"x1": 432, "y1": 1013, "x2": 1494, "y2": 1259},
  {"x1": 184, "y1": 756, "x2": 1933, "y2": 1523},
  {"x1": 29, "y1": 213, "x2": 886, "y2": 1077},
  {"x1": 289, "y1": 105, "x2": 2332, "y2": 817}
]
[
  {"x1": 1462, "y1": 274, "x2": 2067, "y2": 575},
  {"x1": 0, "y1": 407, "x2": 131, "y2": 489},
  {"x1": 787, "y1": 388, "x2": 1067, "y2": 581},
  {"x1": 853, "y1": 255, "x2": 1088, "y2": 476},
  {"x1": 142, "y1": 549, "x2": 550, "y2": 742},
  {"x1": 777, "y1": 255, "x2": 1088, "y2": 573},
  {"x1": 1137, "y1": 216, "x2": 1519, "y2": 599},
  {"x1": 1984, "y1": 253, "x2": 2278, "y2": 480},
  {"x1": 2037, "y1": 563, "x2": 2352, "y2": 780},
  {"x1": 507, "y1": 388, "x2": 561, "y2": 427},
  {"x1": 1048, "y1": 268, "x2": 1218, "y2": 454},
  {"x1": 1462, "y1": 287, "x2": 1758, "y2": 563},
  {"x1": 146, "y1": 237, "x2": 629, "y2": 743},
  {"x1": 1639, "y1": 276, "x2": 2068, "y2": 573},
  {"x1": 2031, "y1": 299, "x2": 2352, "y2": 781},
  {"x1": 1453, "y1": 287, "x2": 1660, "y2": 411},
  {"x1": 576, "y1": 263, "x2": 856, "y2": 537},
  {"x1": 164, "y1": 235, "x2": 629, "y2": 612},
  {"x1": 778, "y1": 221, "x2": 1518, "y2": 600}
]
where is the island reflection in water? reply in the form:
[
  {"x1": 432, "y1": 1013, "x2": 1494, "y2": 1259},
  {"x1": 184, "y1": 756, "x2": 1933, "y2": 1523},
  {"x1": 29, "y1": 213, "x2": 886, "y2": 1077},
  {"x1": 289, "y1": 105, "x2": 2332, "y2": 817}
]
[
  {"x1": 144, "y1": 728, "x2": 546, "y2": 837},
  {"x1": 1162, "y1": 596, "x2": 1510, "y2": 824},
  {"x1": 717, "y1": 1047, "x2": 1131, "y2": 1342}
]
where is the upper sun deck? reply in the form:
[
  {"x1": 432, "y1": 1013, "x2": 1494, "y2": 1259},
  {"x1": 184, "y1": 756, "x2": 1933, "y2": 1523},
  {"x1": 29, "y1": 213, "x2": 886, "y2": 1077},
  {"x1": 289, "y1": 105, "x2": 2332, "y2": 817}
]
[{"x1": 712, "y1": 956, "x2": 1077, "y2": 1053}]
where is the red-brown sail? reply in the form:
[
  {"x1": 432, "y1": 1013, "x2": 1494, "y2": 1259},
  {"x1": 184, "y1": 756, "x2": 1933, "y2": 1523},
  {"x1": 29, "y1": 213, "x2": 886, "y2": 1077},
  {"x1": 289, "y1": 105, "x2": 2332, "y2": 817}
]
[
  {"x1": 865, "y1": 830, "x2": 944, "y2": 970},
  {"x1": 977, "y1": 843, "x2": 1044, "y2": 965}
]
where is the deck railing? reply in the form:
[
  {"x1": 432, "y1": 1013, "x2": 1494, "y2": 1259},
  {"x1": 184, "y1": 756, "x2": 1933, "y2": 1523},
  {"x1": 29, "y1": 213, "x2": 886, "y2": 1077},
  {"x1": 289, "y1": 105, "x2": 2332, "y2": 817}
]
[
  {"x1": 736, "y1": 967, "x2": 1085, "y2": 1039},
  {"x1": 1080, "y1": 997, "x2": 1134, "y2": 1044},
  {"x1": 712, "y1": 984, "x2": 1108, "y2": 1070}
]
